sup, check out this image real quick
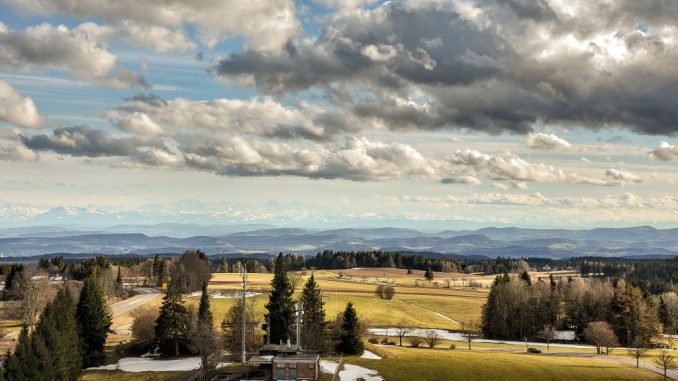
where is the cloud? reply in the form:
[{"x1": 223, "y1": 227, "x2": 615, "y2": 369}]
[
  {"x1": 20, "y1": 126, "x2": 145, "y2": 157},
  {"x1": 525, "y1": 132, "x2": 572, "y2": 150},
  {"x1": 105, "y1": 94, "x2": 358, "y2": 141},
  {"x1": 0, "y1": 80, "x2": 43, "y2": 128},
  {"x1": 214, "y1": 0, "x2": 678, "y2": 135},
  {"x1": 605, "y1": 168, "x2": 642, "y2": 184},
  {"x1": 1, "y1": 0, "x2": 299, "y2": 50},
  {"x1": 441, "y1": 175, "x2": 482, "y2": 186},
  {"x1": 650, "y1": 142, "x2": 678, "y2": 161},
  {"x1": 0, "y1": 23, "x2": 148, "y2": 88}
]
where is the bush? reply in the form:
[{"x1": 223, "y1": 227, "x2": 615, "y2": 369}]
[
  {"x1": 449, "y1": 343, "x2": 456, "y2": 350},
  {"x1": 368, "y1": 337, "x2": 380, "y2": 344},
  {"x1": 425, "y1": 330, "x2": 441, "y2": 348},
  {"x1": 380, "y1": 337, "x2": 390, "y2": 345},
  {"x1": 131, "y1": 306, "x2": 159, "y2": 348},
  {"x1": 410, "y1": 336, "x2": 424, "y2": 348}
]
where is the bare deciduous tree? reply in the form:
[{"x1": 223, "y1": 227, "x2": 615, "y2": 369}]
[
  {"x1": 460, "y1": 319, "x2": 482, "y2": 350},
  {"x1": 131, "y1": 305, "x2": 160, "y2": 347},
  {"x1": 425, "y1": 329, "x2": 441, "y2": 348},
  {"x1": 627, "y1": 337, "x2": 648, "y2": 368},
  {"x1": 654, "y1": 350, "x2": 676, "y2": 381},
  {"x1": 538, "y1": 324, "x2": 557, "y2": 351},
  {"x1": 16, "y1": 269, "x2": 54, "y2": 325},
  {"x1": 395, "y1": 320, "x2": 414, "y2": 346},
  {"x1": 583, "y1": 321, "x2": 619, "y2": 355}
]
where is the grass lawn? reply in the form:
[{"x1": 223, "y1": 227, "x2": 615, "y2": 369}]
[
  {"x1": 78, "y1": 371, "x2": 191, "y2": 381},
  {"x1": 350, "y1": 344, "x2": 663, "y2": 381}
]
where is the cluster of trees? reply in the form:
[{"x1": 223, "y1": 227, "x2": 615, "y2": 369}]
[
  {"x1": 221, "y1": 254, "x2": 364, "y2": 357},
  {"x1": 3, "y1": 273, "x2": 111, "y2": 380},
  {"x1": 482, "y1": 274, "x2": 661, "y2": 348},
  {"x1": 375, "y1": 285, "x2": 395, "y2": 300},
  {"x1": 581, "y1": 257, "x2": 678, "y2": 294},
  {"x1": 285, "y1": 251, "x2": 461, "y2": 273}
]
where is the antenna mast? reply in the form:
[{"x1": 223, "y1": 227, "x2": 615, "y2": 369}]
[{"x1": 241, "y1": 260, "x2": 247, "y2": 372}]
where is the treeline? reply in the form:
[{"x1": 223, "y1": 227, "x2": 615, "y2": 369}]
[
  {"x1": 3, "y1": 273, "x2": 111, "y2": 380},
  {"x1": 278, "y1": 251, "x2": 462, "y2": 272},
  {"x1": 581, "y1": 257, "x2": 678, "y2": 294},
  {"x1": 482, "y1": 274, "x2": 661, "y2": 347}
]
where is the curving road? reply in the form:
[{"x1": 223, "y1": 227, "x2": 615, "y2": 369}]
[{"x1": 111, "y1": 287, "x2": 162, "y2": 318}]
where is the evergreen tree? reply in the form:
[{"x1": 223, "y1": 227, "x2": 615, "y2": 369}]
[
  {"x1": 115, "y1": 266, "x2": 123, "y2": 294},
  {"x1": 520, "y1": 270, "x2": 532, "y2": 286},
  {"x1": 191, "y1": 282, "x2": 219, "y2": 370},
  {"x1": 300, "y1": 275, "x2": 327, "y2": 351},
  {"x1": 198, "y1": 282, "x2": 212, "y2": 325},
  {"x1": 3, "y1": 327, "x2": 39, "y2": 381},
  {"x1": 424, "y1": 267, "x2": 434, "y2": 283},
  {"x1": 152, "y1": 255, "x2": 166, "y2": 287},
  {"x1": 30, "y1": 331, "x2": 54, "y2": 381},
  {"x1": 155, "y1": 279, "x2": 189, "y2": 356},
  {"x1": 264, "y1": 254, "x2": 296, "y2": 344},
  {"x1": 35, "y1": 287, "x2": 82, "y2": 380},
  {"x1": 337, "y1": 302, "x2": 364, "y2": 355},
  {"x1": 76, "y1": 273, "x2": 112, "y2": 367}
]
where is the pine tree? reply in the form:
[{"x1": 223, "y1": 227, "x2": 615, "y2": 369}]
[
  {"x1": 424, "y1": 267, "x2": 434, "y2": 283},
  {"x1": 115, "y1": 266, "x2": 123, "y2": 294},
  {"x1": 3, "y1": 327, "x2": 39, "y2": 381},
  {"x1": 155, "y1": 279, "x2": 189, "y2": 356},
  {"x1": 520, "y1": 270, "x2": 532, "y2": 286},
  {"x1": 76, "y1": 273, "x2": 112, "y2": 367},
  {"x1": 338, "y1": 302, "x2": 364, "y2": 355},
  {"x1": 30, "y1": 331, "x2": 55, "y2": 381},
  {"x1": 35, "y1": 287, "x2": 82, "y2": 380},
  {"x1": 191, "y1": 282, "x2": 218, "y2": 370},
  {"x1": 300, "y1": 274, "x2": 327, "y2": 351},
  {"x1": 264, "y1": 253, "x2": 296, "y2": 344}
]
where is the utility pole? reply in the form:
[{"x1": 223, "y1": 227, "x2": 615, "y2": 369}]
[
  {"x1": 296, "y1": 301, "x2": 303, "y2": 350},
  {"x1": 241, "y1": 260, "x2": 247, "y2": 376}
]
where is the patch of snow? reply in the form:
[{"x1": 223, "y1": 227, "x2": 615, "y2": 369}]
[
  {"x1": 360, "y1": 350, "x2": 382, "y2": 360},
  {"x1": 368, "y1": 328, "x2": 595, "y2": 349},
  {"x1": 216, "y1": 362, "x2": 233, "y2": 369},
  {"x1": 188, "y1": 291, "x2": 261, "y2": 299},
  {"x1": 320, "y1": 360, "x2": 383, "y2": 381},
  {"x1": 555, "y1": 330, "x2": 576, "y2": 340},
  {"x1": 320, "y1": 360, "x2": 339, "y2": 374},
  {"x1": 87, "y1": 357, "x2": 201, "y2": 372},
  {"x1": 340, "y1": 364, "x2": 383, "y2": 381}
]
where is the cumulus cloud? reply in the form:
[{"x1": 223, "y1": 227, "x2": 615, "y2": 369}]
[
  {"x1": 525, "y1": 132, "x2": 572, "y2": 150},
  {"x1": 1, "y1": 0, "x2": 299, "y2": 50},
  {"x1": 0, "y1": 22, "x2": 148, "y2": 88},
  {"x1": 605, "y1": 168, "x2": 642, "y2": 184},
  {"x1": 650, "y1": 142, "x2": 678, "y2": 161},
  {"x1": 0, "y1": 80, "x2": 43, "y2": 128},
  {"x1": 214, "y1": 0, "x2": 678, "y2": 135},
  {"x1": 105, "y1": 95, "x2": 358, "y2": 141}
]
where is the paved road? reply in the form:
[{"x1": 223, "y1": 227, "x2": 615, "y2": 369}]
[{"x1": 111, "y1": 287, "x2": 161, "y2": 317}]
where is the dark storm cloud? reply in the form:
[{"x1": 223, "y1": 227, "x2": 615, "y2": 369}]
[
  {"x1": 214, "y1": 0, "x2": 678, "y2": 135},
  {"x1": 21, "y1": 126, "x2": 143, "y2": 157}
]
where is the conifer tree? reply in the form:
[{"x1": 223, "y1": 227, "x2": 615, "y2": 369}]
[
  {"x1": 264, "y1": 253, "x2": 296, "y2": 344},
  {"x1": 424, "y1": 267, "x2": 434, "y2": 282},
  {"x1": 191, "y1": 282, "x2": 219, "y2": 370},
  {"x1": 300, "y1": 274, "x2": 327, "y2": 351},
  {"x1": 30, "y1": 331, "x2": 54, "y2": 381},
  {"x1": 338, "y1": 302, "x2": 364, "y2": 355},
  {"x1": 3, "y1": 327, "x2": 38, "y2": 381},
  {"x1": 115, "y1": 266, "x2": 123, "y2": 293},
  {"x1": 76, "y1": 273, "x2": 112, "y2": 367},
  {"x1": 155, "y1": 279, "x2": 189, "y2": 356},
  {"x1": 41, "y1": 287, "x2": 82, "y2": 380}
]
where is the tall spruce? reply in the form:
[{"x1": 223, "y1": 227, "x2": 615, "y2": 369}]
[
  {"x1": 3, "y1": 327, "x2": 39, "y2": 381},
  {"x1": 300, "y1": 274, "x2": 327, "y2": 351},
  {"x1": 155, "y1": 279, "x2": 189, "y2": 356},
  {"x1": 198, "y1": 282, "x2": 213, "y2": 325},
  {"x1": 191, "y1": 281, "x2": 219, "y2": 370},
  {"x1": 35, "y1": 287, "x2": 82, "y2": 380},
  {"x1": 76, "y1": 273, "x2": 112, "y2": 367},
  {"x1": 264, "y1": 253, "x2": 296, "y2": 344},
  {"x1": 338, "y1": 302, "x2": 363, "y2": 355}
]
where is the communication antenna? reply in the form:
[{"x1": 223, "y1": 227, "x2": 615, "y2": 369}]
[{"x1": 241, "y1": 259, "x2": 247, "y2": 373}]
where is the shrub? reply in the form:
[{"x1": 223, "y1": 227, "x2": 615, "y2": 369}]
[
  {"x1": 449, "y1": 343, "x2": 456, "y2": 350},
  {"x1": 410, "y1": 336, "x2": 424, "y2": 348},
  {"x1": 368, "y1": 337, "x2": 379, "y2": 344}
]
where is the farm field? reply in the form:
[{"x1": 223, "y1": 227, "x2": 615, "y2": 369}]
[
  {"x1": 79, "y1": 371, "x2": 190, "y2": 381},
  {"x1": 349, "y1": 344, "x2": 664, "y2": 381}
]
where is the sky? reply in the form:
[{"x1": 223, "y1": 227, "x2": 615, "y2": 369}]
[{"x1": 1, "y1": 0, "x2": 678, "y2": 230}]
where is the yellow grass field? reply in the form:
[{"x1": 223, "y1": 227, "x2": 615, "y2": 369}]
[{"x1": 351, "y1": 344, "x2": 663, "y2": 381}]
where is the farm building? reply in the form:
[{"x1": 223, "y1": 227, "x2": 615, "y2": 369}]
[{"x1": 245, "y1": 342, "x2": 320, "y2": 381}]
